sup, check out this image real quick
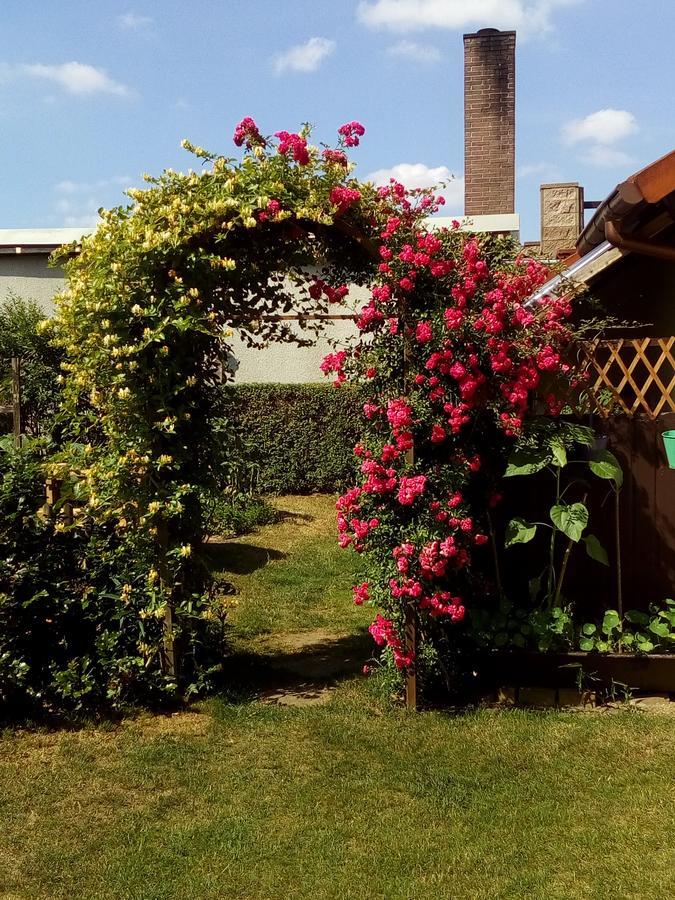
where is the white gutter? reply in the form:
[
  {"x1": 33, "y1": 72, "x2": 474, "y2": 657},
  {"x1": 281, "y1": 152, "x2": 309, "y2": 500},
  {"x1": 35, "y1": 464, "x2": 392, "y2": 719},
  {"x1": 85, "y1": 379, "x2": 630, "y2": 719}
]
[{"x1": 523, "y1": 240, "x2": 625, "y2": 308}]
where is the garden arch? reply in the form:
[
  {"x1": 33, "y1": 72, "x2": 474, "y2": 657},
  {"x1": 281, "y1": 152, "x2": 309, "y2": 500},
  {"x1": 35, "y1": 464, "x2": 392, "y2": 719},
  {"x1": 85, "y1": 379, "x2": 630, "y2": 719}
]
[
  {"x1": 45, "y1": 118, "x2": 577, "y2": 708},
  {"x1": 49, "y1": 122, "x2": 379, "y2": 678}
]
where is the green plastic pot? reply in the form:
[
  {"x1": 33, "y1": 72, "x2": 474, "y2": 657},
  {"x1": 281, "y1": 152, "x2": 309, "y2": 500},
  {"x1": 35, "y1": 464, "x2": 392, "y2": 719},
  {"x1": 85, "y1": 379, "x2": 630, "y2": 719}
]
[{"x1": 662, "y1": 431, "x2": 675, "y2": 468}]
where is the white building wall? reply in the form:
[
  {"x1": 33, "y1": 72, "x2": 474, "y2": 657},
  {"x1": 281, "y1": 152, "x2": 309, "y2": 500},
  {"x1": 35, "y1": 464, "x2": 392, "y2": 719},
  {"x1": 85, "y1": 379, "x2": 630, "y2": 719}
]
[
  {"x1": 0, "y1": 254, "x2": 65, "y2": 311},
  {"x1": 0, "y1": 252, "x2": 363, "y2": 384}
]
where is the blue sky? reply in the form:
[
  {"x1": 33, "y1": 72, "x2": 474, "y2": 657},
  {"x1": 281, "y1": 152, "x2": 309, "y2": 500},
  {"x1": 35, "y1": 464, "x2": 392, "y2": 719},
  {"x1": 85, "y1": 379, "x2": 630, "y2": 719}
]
[{"x1": 1, "y1": 0, "x2": 674, "y2": 242}]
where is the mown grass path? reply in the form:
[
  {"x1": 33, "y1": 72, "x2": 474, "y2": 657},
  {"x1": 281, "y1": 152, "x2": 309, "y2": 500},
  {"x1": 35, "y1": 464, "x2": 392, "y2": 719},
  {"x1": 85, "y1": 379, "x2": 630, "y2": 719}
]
[{"x1": 2, "y1": 496, "x2": 675, "y2": 899}]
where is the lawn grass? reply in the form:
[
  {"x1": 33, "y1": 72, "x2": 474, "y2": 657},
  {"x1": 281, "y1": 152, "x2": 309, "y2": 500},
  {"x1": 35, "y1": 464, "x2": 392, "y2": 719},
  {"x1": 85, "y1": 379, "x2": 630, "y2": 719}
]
[
  {"x1": 209, "y1": 494, "x2": 372, "y2": 642},
  {"x1": 1, "y1": 495, "x2": 675, "y2": 900}
]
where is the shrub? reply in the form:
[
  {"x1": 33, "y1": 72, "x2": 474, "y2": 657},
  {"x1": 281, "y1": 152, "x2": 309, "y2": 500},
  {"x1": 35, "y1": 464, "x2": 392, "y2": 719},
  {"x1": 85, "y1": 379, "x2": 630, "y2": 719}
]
[
  {"x1": 0, "y1": 439, "x2": 221, "y2": 719},
  {"x1": 222, "y1": 384, "x2": 364, "y2": 494},
  {"x1": 206, "y1": 489, "x2": 279, "y2": 536},
  {"x1": 0, "y1": 294, "x2": 62, "y2": 435}
]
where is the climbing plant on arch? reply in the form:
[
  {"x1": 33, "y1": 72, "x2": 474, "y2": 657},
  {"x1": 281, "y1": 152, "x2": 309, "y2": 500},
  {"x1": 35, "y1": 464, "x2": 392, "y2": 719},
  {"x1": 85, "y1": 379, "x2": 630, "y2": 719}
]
[
  {"x1": 41, "y1": 115, "x2": 577, "y2": 706},
  {"x1": 46, "y1": 120, "x2": 379, "y2": 688}
]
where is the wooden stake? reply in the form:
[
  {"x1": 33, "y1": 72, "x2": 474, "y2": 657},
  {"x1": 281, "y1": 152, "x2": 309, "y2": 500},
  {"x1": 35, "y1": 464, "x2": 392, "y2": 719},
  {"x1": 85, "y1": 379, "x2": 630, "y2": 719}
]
[
  {"x1": 404, "y1": 602, "x2": 418, "y2": 711},
  {"x1": 11, "y1": 357, "x2": 21, "y2": 448},
  {"x1": 157, "y1": 522, "x2": 178, "y2": 679},
  {"x1": 44, "y1": 477, "x2": 60, "y2": 518}
]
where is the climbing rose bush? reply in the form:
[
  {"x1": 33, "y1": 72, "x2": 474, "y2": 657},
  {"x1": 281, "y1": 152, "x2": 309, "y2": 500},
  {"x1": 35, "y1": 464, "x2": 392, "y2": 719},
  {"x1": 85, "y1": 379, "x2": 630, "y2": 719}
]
[{"x1": 323, "y1": 178, "x2": 576, "y2": 679}]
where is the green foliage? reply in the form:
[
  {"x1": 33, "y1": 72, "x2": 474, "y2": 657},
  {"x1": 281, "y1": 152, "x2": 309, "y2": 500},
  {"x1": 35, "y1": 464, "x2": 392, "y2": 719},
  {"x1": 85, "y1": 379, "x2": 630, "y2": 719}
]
[
  {"x1": 206, "y1": 490, "x2": 279, "y2": 537},
  {"x1": 549, "y1": 501, "x2": 588, "y2": 542},
  {"x1": 0, "y1": 439, "x2": 222, "y2": 718},
  {"x1": 579, "y1": 600, "x2": 675, "y2": 653},
  {"x1": 470, "y1": 601, "x2": 574, "y2": 654},
  {"x1": 0, "y1": 295, "x2": 62, "y2": 435},
  {"x1": 222, "y1": 383, "x2": 363, "y2": 493},
  {"x1": 503, "y1": 422, "x2": 619, "y2": 607}
]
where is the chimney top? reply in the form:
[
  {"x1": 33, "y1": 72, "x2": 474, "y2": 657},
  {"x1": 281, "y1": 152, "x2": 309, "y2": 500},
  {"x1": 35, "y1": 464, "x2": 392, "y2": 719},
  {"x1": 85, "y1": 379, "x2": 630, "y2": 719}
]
[{"x1": 464, "y1": 27, "x2": 516, "y2": 39}]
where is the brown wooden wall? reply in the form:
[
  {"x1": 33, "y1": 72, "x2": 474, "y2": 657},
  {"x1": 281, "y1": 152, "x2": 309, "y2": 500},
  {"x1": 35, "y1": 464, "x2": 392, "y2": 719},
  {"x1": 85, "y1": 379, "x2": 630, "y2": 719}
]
[
  {"x1": 598, "y1": 413, "x2": 675, "y2": 610},
  {"x1": 499, "y1": 414, "x2": 675, "y2": 617}
]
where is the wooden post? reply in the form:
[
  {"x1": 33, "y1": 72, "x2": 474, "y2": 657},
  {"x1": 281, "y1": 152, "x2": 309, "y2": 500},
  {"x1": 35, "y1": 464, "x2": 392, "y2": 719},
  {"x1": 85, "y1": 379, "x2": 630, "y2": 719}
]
[
  {"x1": 400, "y1": 299, "x2": 418, "y2": 710},
  {"x1": 11, "y1": 357, "x2": 21, "y2": 448},
  {"x1": 45, "y1": 477, "x2": 60, "y2": 516},
  {"x1": 157, "y1": 522, "x2": 178, "y2": 680},
  {"x1": 404, "y1": 601, "x2": 418, "y2": 711}
]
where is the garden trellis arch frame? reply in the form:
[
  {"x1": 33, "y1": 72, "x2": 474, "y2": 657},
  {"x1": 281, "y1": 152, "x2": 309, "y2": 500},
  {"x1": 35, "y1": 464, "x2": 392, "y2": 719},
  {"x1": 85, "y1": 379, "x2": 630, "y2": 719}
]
[{"x1": 47, "y1": 127, "x2": 381, "y2": 683}]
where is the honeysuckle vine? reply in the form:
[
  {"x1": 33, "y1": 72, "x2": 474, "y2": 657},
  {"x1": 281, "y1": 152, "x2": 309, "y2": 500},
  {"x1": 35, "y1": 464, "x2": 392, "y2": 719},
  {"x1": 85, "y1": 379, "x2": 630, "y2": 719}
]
[{"x1": 45, "y1": 119, "x2": 382, "y2": 676}]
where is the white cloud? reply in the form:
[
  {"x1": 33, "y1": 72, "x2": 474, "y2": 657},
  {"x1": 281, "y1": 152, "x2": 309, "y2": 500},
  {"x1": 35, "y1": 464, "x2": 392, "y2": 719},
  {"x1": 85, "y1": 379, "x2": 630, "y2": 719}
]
[
  {"x1": 357, "y1": 0, "x2": 583, "y2": 40},
  {"x1": 562, "y1": 108, "x2": 638, "y2": 145},
  {"x1": 581, "y1": 145, "x2": 633, "y2": 168},
  {"x1": 53, "y1": 176, "x2": 132, "y2": 227},
  {"x1": 517, "y1": 161, "x2": 559, "y2": 179},
  {"x1": 273, "y1": 37, "x2": 336, "y2": 75},
  {"x1": 366, "y1": 162, "x2": 463, "y2": 209},
  {"x1": 385, "y1": 40, "x2": 442, "y2": 63},
  {"x1": 22, "y1": 62, "x2": 129, "y2": 96},
  {"x1": 118, "y1": 12, "x2": 153, "y2": 30}
]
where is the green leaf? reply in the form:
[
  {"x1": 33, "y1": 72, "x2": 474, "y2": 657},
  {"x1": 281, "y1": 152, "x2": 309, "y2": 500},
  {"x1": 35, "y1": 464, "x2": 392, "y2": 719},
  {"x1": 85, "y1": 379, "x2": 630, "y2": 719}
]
[
  {"x1": 505, "y1": 448, "x2": 549, "y2": 477},
  {"x1": 584, "y1": 533, "x2": 609, "y2": 566},
  {"x1": 559, "y1": 423, "x2": 595, "y2": 447},
  {"x1": 588, "y1": 450, "x2": 623, "y2": 489},
  {"x1": 579, "y1": 638, "x2": 595, "y2": 651},
  {"x1": 625, "y1": 609, "x2": 650, "y2": 626},
  {"x1": 637, "y1": 639, "x2": 655, "y2": 653},
  {"x1": 550, "y1": 502, "x2": 589, "y2": 542},
  {"x1": 621, "y1": 632, "x2": 635, "y2": 646},
  {"x1": 505, "y1": 518, "x2": 538, "y2": 547},
  {"x1": 550, "y1": 438, "x2": 567, "y2": 468},
  {"x1": 601, "y1": 610, "x2": 621, "y2": 635},
  {"x1": 649, "y1": 620, "x2": 671, "y2": 638},
  {"x1": 582, "y1": 622, "x2": 597, "y2": 636}
]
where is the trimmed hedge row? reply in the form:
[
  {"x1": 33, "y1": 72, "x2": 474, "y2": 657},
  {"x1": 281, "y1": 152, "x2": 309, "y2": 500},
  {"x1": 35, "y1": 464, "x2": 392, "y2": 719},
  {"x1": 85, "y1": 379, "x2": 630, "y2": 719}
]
[{"x1": 222, "y1": 383, "x2": 363, "y2": 494}]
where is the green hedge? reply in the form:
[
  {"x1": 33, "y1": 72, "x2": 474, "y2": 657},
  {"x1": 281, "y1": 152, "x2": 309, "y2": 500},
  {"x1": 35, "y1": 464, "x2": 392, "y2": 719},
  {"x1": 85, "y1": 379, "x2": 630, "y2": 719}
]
[{"x1": 222, "y1": 384, "x2": 363, "y2": 494}]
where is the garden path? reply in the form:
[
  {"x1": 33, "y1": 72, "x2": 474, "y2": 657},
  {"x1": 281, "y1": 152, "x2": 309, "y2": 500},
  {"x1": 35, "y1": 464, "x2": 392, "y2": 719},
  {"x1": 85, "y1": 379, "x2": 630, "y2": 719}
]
[{"x1": 208, "y1": 495, "x2": 372, "y2": 705}]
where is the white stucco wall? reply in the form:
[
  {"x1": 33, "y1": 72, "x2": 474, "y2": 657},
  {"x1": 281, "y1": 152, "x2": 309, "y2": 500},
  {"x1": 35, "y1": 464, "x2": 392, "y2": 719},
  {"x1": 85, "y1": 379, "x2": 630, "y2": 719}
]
[
  {"x1": 0, "y1": 252, "x2": 363, "y2": 384},
  {"x1": 0, "y1": 254, "x2": 65, "y2": 312}
]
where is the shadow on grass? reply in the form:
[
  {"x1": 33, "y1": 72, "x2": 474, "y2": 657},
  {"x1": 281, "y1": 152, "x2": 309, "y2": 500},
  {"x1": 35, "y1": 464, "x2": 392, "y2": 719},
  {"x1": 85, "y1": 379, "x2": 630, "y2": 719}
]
[
  {"x1": 203, "y1": 542, "x2": 287, "y2": 575},
  {"x1": 220, "y1": 628, "x2": 372, "y2": 703},
  {"x1": 274, "y1": 508, "x2": 315, "y2": 524}
]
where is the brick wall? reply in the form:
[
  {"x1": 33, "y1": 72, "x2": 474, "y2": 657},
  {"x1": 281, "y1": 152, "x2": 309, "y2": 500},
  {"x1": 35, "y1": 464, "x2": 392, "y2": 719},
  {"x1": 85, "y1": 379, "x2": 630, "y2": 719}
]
[{"x1": 464, "y1": 29, "x2": 516, "y2": 216}]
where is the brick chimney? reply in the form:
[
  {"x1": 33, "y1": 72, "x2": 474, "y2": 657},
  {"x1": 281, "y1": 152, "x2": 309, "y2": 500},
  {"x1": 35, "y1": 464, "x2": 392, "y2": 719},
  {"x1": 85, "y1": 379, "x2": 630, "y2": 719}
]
[{"x1": 464, "y1": 28, "x2": 516, "y2": 216}]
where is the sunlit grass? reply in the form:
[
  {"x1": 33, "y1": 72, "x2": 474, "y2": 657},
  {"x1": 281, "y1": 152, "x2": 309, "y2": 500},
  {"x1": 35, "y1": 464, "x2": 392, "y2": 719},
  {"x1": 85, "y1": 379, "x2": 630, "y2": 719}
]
[{"x1": 1, "y1": 495, "x2": 675, "y2": 899}]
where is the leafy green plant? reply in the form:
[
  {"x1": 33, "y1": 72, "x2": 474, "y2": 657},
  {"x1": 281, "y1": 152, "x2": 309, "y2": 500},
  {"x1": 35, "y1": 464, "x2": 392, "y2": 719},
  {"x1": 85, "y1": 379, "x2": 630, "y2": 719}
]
[
  {"x1": 504, "y1": 422, "x2": 622, "y2": 609},
  {"x1": 0, "y1": 294, "x2": 62, "y2": 435},
  {"x1": 221, "y1": 383, "x2": 364, "y2": 494},
  {"x1": 579, "y1": 600, "x2": 675, "y2": 653},
  {"x1": 0, "y1": 438, "x2": 224, "y2": 719},
  {"x1": 470, "y1": 599, "x2": 574, "y2": 653},
  {"x1": 206, "y1": 490, "x2": 279, "y2": 537}
]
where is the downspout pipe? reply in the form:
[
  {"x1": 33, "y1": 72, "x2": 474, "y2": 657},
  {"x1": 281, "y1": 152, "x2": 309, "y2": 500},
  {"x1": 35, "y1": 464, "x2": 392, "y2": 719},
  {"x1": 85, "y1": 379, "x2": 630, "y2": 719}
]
[{"x1": 605, "y1": 220, "x2": 675, "y2": 262}]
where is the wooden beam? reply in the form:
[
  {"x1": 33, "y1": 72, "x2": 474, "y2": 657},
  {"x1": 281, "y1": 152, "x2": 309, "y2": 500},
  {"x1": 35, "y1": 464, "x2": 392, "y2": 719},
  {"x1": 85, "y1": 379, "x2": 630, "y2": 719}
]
[{"x1": 11, "y1": 357, "x2": 21, "y2": 448}]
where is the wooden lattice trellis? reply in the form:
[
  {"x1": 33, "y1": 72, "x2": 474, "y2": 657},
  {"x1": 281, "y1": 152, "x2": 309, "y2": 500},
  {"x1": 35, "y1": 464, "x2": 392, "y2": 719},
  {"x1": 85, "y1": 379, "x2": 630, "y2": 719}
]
[{"x1": 575, "y1": 337, "x2": 675, "y2": 420}]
